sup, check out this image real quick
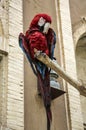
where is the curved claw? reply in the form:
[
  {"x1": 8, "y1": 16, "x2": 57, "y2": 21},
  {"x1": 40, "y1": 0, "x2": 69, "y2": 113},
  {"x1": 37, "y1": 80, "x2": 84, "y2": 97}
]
[
  {"x1": 40, "y1": 52, "x2": 46, "y2": 58},
  {"x1": 34, "y1": 48, "x2": 46, "y2": 58}
]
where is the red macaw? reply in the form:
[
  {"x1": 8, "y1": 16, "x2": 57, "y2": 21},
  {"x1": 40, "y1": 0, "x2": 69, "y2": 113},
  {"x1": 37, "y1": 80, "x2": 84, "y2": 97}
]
[{"x1": 19, "y1": 14, "x2": 56, "y2": 130}]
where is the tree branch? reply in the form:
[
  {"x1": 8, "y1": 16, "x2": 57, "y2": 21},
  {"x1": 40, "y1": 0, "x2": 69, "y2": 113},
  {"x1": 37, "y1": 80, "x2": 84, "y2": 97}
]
[{"x1": 35, "y1": 51, "x2": 86, "y2": 97}]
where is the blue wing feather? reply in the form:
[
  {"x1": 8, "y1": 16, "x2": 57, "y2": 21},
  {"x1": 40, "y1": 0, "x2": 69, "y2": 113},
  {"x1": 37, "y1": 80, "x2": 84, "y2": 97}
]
[
  {"x1": 19, "y1": 36, "x2": 37, "y2": 75},
  {"x1": 50, "y1": 30, "x2": 56, "y2": 59}
]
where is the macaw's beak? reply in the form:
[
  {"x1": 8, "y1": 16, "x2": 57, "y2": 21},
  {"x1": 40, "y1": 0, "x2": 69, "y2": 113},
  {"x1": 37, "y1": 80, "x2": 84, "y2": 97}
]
[{"x1": 43, "y1": 22, "x2": 50, "y2": 34}]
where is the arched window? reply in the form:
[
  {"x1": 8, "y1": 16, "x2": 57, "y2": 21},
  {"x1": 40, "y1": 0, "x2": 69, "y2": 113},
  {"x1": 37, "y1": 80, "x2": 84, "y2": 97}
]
[{"x1": 75, "y1": 33, "x2": 86, "y2": 130}]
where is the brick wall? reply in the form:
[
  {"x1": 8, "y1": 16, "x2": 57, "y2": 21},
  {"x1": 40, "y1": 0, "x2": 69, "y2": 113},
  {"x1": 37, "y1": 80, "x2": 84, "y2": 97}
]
[
  {"x1": 0, "y1": 53, "x2": 8, "y2": 129},
  {"x1": 73, "y1": 22, "x2": 86, "y2": 130},
  {"x1": 0, "y1": 0, "x2": 24, "y2": 130}
]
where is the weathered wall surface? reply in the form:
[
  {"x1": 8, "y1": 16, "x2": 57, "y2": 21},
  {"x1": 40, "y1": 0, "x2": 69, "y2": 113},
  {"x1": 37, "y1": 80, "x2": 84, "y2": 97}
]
[
  {"x1": 0, "y1": 53, "x2": 8, "y2": 129},
  {"x1": 76, "y1": 38, "x2": 86, "y2": 124},
  {"x1": 58, "y1": 0, "x2": 84, "y2": 130},
  {"x1": 7, "y1": 1, "x2": 24, "y2": 129},
  {"x1": 0, "y1": 0, "x2": 24, "y2": 130},
  {"x1": 69, "y1": 0, "x2": 86, "y2": 129},
  {"x1": 69, "y1": 0, "x2": 86, "y2": 25}
]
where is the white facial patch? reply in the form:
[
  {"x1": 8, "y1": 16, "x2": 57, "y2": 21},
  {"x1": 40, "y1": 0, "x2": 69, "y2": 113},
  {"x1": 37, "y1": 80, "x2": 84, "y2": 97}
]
[
  {"x1": 38, "y1": 17, "x2": 46, "y2": 26},
  {"x1": 43, "y1": 22, "x2": 50, "y2": 34}
]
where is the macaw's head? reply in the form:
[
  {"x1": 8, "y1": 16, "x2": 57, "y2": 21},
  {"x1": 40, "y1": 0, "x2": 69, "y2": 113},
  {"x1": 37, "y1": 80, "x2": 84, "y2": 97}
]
[{"x1": 30, "y1": 13, "x2": 52, "y2": 34}]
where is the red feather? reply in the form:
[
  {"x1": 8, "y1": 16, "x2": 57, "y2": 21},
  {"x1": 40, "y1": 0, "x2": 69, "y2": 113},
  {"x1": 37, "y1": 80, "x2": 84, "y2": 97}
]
[
  {"x1": 26, "y1": 30, "x2": 49, "y2": 59},
  {"x1": 30, "y1": 13, "x2": 52, "y2": 28}
]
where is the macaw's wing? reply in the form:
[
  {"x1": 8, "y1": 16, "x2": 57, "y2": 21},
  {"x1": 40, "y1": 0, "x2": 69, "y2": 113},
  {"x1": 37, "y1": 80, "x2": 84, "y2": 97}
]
[
  {"x1": 28, "y1": 31, "x2": 49, "y2": 59},
  {"x1": 50, "y1": 30, "x2": 56, "y2": 59},
  {"x1": 27, "y1": 31, "x2": 49, "y2": 79},
  {"x1": 19, "y1": 33, "x2": 37, "y2": 75},
  {"x1": 46, "y1": 28, "x2": 56, "y2": 59}
]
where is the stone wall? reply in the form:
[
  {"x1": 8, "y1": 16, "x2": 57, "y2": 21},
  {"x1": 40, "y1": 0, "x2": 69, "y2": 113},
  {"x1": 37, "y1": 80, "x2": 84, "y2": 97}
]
[
  {"x1": 57, "y1": 0, "x2": 84, "y2": 129},
  {"x1": 0, "y1": 0, "x2": 24, "y2": 130},
  {"x1": 73, "y1": 22, "x2": 86, "y2": 130},
  {"x1": 0, "y1": 53, "x2": 8, "y2": 129}
]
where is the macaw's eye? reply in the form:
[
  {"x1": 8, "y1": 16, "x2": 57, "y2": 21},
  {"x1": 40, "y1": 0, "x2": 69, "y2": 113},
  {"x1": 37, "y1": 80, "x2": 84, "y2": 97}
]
[
  {"x1": 43, "y1": 22, "x2": 50, "y2": 34},
  {"x1": 38, "y1": 17, "x2": 46, "y2": 27}
]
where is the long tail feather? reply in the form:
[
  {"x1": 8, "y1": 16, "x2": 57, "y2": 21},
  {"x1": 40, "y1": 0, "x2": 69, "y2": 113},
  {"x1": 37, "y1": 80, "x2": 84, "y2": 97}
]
[
  {"x1": 37, "y1": 69, "x2": 52, "y2": 130},
  {"x1": 46, "y1": 107, "x2": 52, "y2": 130}
]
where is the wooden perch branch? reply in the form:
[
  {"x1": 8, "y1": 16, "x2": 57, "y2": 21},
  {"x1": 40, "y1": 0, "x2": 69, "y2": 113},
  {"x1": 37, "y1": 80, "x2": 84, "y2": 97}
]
[{"x1": 35, "y1": 51, "x2": 86, "y2": 97}]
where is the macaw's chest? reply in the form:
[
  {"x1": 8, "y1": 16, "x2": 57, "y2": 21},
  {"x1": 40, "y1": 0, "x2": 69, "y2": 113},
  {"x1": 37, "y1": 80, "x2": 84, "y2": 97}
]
[{"x1": 27, "y1": 31, "x2": 49, "y2": 59}]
